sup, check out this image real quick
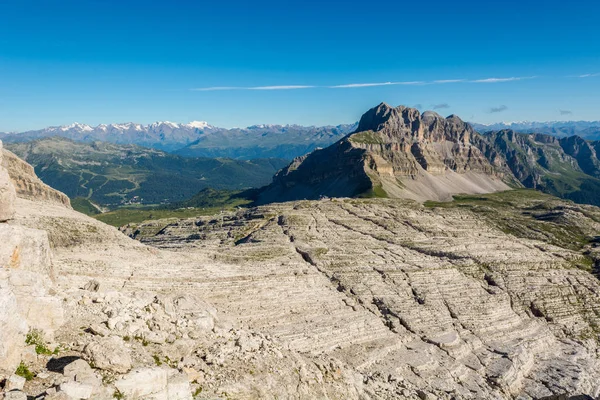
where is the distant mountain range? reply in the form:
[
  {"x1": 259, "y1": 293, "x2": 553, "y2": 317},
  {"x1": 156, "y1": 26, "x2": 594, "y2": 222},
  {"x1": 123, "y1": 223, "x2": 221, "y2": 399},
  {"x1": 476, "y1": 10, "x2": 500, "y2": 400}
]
[
  {"x1": 470, "y1": 121, "x2": 600, "y2": 140},
  {"x1": 0, "y1": 121, "x2": 357, "y2": 160},
  {"x1": 254, "y1": 103, "x2": 600, "y2": 207},
  {"x1": 5, "y1": 137, "x2": 288, "y2": 207}
]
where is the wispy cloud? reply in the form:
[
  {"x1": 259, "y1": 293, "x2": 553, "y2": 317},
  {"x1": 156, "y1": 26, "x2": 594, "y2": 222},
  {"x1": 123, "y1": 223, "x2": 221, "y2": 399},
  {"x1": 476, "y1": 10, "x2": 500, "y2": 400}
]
[
  {"x1": 433, "y1": 103, "x2": 450, "y2": 110},
  {"x1": 433, "y1": 79, "x2": 466, "y2": 84},
  {"x1": 329, "y1": 81, "x2": 424, "y2": 88},
  {"x1": 559, "y1": 109, "x2": 573, "y2": 115},
  {"x1": 191, "y1": 86, "x2": 243, "y2": 91},
  {"x1": 471, "y1": 76, "x2": 536, "y2": 83},
  {"x1": 576, "y1": 73, "x2": 600, "y2": 78},
  {"x1": 191, "y1": 76, "x2": 538, "y2": 91},
  {"x1": 250, "y1": 85, "x2": 315, "y2": 90},
  {"x1": 489, "y1": 105, "x2": 508, "y2": 113},
  {"x1": 413, "y1": 104, "x2": 423, "y2": 109},
  {"x1": 191, "y1": 85, "x2": 314, "y2": 91}
]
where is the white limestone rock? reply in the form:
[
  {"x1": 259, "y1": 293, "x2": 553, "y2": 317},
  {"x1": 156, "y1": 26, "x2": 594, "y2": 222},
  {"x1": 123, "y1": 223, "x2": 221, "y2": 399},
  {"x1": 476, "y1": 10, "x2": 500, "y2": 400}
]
[
  {"x1": 5, "y1": 374, "x2": 26, "y2": 391},
  {"x1": 59, "y1": 381, "x2": 94, "y2": 399},
  {"x1": 0, "y1": 272, "x2": 27, "y2": 374},
  {"x1": 83, "y1": 336, "x2": 131, "y2": 373},
  {"x1": 114, "y1": 367, "x2": 192, "y2": 400},
  {"x1": 3, "y1": 391, "x2": 27, "y2": 400},
  {"x1": 0, "y1": 141, "x2": 16, "y2": 222}
]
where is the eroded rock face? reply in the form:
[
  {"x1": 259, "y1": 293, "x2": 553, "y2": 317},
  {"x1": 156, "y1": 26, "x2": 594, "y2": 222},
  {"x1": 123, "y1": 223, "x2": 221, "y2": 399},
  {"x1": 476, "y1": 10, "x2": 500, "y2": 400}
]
[
  {"x1": 5, "y1": 148, "x2": 600, "y2": 399},
  {"x1": 84, "y1": 336, "x2": 132, "y2": 373},
  {"x1": 256, "y1": 103, "x2": 511, "y2": 204},
  {"x1": 0, "y1": 140, "x2": 17, "y2": 221},
  {"x1": 126, "y1": 194, "x2": 600, "y2": 399},
  {"x1": 2, "y1": 147, "x2": 71, "y2": 208}
]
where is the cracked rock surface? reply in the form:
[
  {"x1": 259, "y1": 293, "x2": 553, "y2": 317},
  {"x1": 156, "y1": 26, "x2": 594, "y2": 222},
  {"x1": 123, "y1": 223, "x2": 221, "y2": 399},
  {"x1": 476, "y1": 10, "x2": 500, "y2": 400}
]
[{"x1": 3, "y1": 148, "x2": 600, "y2": 399}]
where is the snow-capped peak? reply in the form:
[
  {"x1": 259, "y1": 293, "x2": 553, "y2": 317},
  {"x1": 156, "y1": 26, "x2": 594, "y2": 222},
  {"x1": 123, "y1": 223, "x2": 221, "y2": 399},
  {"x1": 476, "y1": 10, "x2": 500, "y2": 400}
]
[
  {"x1": 150, "y1": 121, "x2": 180, "y2": 129},
  {"x1": 59, "y1": 122, "x2": 93, "y2": 132},
  {"x1": 184, "y1": 121, "x2": 211, "y2": 129}
]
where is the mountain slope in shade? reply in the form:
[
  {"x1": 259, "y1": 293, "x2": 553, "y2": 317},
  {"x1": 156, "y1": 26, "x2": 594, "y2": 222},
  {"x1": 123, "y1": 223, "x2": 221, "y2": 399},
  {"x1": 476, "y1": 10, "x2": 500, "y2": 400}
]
[
  {"x1": 255, "y1": 103, "x2": 511, "y2": 205},
  {"x1": 480, "y1": 130, "x2": 600, "y2": 206}
]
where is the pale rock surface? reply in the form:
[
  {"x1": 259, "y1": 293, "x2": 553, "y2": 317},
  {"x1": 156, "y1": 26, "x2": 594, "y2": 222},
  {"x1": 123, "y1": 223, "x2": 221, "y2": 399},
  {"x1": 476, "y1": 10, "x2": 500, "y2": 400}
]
[
  {"x1": 3, "y1": 391, "x2": 27, "y2": 400},
  {"x1": 83, "y1": 336, "x2": 132, "y2": 373},
  {"x1": 0, "y1": 271, "x2": 28, "y2": 375},
  {"x1": 4, "y1": 150, "x2": 600, "y2": 399},
  {"x1": 0, "y1": 141, "x2": 16, "y2": 221},
  {"x1": 114, "y1": 367, "x2": 192, "y2": 400},
  {"x1": 58, "y1": 381, "x2": 94, "y2": 399},
  {"x1": 1, "y1": 147, "x2": 71, "y2": 208},
  {"x1": 5, "y1": 374, "x2": 26, "y2": 391}
]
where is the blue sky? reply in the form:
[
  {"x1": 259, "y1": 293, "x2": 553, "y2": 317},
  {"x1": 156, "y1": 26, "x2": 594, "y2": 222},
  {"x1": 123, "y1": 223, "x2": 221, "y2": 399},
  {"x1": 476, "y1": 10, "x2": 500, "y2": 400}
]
[{"x1": 1, "y1": 0, "x2": 599, "y2": 131}]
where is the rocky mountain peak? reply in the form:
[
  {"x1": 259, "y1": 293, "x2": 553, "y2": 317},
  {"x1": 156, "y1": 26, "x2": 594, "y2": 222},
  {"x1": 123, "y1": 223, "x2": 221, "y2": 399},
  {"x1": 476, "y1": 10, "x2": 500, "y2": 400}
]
[
  {"x1": 255, "y1": 103, "x2": 509, "y2": 204},
  {"x1": 355, "y1": 103, "x2": 421, "y2": 136}
]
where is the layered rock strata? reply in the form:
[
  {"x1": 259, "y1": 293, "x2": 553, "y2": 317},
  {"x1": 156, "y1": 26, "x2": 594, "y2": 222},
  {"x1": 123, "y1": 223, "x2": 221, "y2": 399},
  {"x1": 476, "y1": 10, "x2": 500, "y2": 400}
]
[{"x1": 256, "y1": 103, "x2": 511, "y2": 204}]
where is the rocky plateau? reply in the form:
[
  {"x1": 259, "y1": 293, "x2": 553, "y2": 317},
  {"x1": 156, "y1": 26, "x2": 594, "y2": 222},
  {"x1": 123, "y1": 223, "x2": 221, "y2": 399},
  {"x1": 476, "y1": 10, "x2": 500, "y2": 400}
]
[{"x1": 2, "y1": 105, "x2": 600, "y2": 399}]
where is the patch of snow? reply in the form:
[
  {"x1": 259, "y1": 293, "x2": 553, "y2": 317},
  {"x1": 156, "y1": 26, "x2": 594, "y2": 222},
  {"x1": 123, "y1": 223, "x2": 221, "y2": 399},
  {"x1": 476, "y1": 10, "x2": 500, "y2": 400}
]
[{"x1": 185, "y1": 121, "x2": 211, "y2": 129}]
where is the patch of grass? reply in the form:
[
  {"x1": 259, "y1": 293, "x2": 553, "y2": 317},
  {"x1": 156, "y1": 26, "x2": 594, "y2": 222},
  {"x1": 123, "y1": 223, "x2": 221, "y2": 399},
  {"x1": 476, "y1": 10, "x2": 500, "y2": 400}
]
[
  {"x1": 349, "y1": 130, "x2": 384, "y2": 144},
  {"x1": 93, "y1": 189, "x2": 252, "y2": 228},
  {"x1": 26, "y1": 329, "x2": 54, "y2": 355},
  {"x1": 134, "y1": 335, "x2": 149, "y2": 347},
  {"x1": 71, "y1": 197, "x2": 102, "y2": 215},
  {"x1": 193, "y1": 386, "x2": 203, "y2": 397},
  {"x1": 424, "y1": 189, "x2": 594, "y2": 251},
  {"x1": 152, "y1": 354, "x2": 162, "y2": 366},
  {"x1": 571, "y1": 256, "x2": 595, "y2": 272},
  {"x1": 359, "y1": 184, "x2": 388, "y2": 198},
  {"x1": 113, "y1": 390, "x2": 125, "y2": 399},
  {"x1": 15, "y1": 361, "x2": 34, "y2": 381}
]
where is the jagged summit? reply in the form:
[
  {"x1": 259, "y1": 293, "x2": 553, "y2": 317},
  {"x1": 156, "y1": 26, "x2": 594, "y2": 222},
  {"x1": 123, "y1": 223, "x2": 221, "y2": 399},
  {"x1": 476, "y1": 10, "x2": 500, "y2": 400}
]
[{"x1": 255, "y1": 103, "x2": 510, "y2": 204}]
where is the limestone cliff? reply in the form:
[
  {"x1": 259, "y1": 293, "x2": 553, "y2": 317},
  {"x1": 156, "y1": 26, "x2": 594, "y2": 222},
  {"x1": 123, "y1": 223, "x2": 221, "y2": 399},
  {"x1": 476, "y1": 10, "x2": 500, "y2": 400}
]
[
  {"x1": 1, "y1": 148, "x2": 71, "y2": 208},
  {"x1": 480, "y1": 130, "x2": 600, "y2": 206},
  {"x1": 256, "y1": 103, "x2": 511, "y2": 204}
]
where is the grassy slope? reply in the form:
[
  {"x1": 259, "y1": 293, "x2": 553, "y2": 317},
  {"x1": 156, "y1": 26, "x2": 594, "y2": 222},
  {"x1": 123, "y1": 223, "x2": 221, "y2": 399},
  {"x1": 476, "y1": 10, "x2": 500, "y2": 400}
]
[
  {"x1": 93, "y1": 188, "x2": 252, "y2": 227},
  {"x1": 425, "y1": 189, "x2": 598, "y2": 252}
]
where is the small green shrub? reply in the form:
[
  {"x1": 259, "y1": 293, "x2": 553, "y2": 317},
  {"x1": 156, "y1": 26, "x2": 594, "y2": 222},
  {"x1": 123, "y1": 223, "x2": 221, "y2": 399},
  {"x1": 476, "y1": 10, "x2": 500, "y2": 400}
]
[
  {"x1": 15, "y1": 361, "x2": 34, "y2": 381},
  {"x1": 152, "y1": 354, "x2": 162, "y2": 366},
  {"x1": 25, "y1": 329, "x2": 53, "y2": 355}
]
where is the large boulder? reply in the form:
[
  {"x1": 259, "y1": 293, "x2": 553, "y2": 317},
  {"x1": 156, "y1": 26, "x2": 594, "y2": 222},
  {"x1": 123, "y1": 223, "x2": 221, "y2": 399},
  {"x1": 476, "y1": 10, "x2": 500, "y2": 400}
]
[
  {"x1": 0, "y1": 224, "x2": 64, "y2": 334},
  {"x1": 83, "y1": 336, "x2": 132, "y2": 373},
  {"x1": 114, "y1": 367, "x2": 192, "y2": 400},
  {"x1": 0, "y1": 140, "x2": 17, "y2": 221},
  {"x1": 0, "y1": 223, "x2": 64, "y2": 375}
]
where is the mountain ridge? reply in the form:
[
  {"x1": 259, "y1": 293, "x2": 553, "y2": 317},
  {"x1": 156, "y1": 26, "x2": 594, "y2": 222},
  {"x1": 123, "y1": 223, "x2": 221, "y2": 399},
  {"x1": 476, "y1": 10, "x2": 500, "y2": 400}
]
[
  {"x1": 254, "y1": 103, "x2": 600, "y2": 208},
  {"x1": 255, "y1": 103, "x2": 511, "y2": 205},
  {"x1": 0, "y1": 121, "x2": 357, "y2": 158}
]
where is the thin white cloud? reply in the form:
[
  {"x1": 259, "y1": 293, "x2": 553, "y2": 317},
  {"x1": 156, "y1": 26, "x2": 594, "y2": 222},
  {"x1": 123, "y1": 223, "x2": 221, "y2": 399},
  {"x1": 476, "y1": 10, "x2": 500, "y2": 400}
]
[
  {"x1": 191, "y1": 85, "x2": 314, "y2": 91},
  {"x1": 576, "y1": 73, "x2": 600, "y2": 78},
  {"x1": 191, "y1": 86, "x2": 244, "y2": 91},
  {"x1": 470, "y1": 76, "x2": 537, "y2": 83},
  {"x1": 191, "y1": 76, "x2": 538, "y2": 91},
  {"x1": 329, "y1": 81, "x2": 424, "y2": 88},
  {"x1": 433, "y1": 79, "x2": 466, "y2": 84},
  {"x1": 249, "y1": 85, "x2": 315, "y2": 90}
]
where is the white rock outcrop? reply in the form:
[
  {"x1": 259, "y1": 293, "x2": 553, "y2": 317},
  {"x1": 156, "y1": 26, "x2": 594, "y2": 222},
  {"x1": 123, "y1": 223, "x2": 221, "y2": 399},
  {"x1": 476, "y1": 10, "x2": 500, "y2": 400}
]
[
  {"x1": 0, "y1": 140, "x2": 16, "y2": 221},
  {"x1": 83, "y1": 336, "x2": 132, "y2": 373},
  {"x1": 114, "y1": 367, "x2": 192, "y2": 400}
]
